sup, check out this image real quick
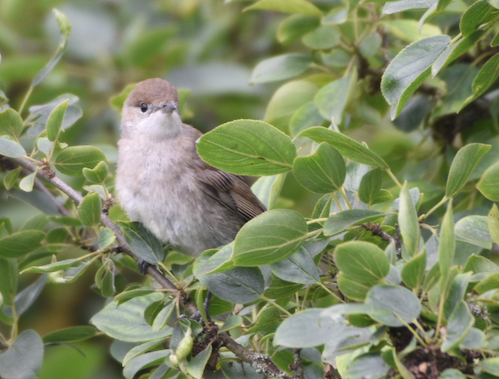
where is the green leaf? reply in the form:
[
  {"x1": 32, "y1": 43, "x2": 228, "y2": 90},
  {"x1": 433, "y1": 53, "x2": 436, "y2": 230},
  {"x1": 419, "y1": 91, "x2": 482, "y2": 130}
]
[
  {"x1": 83, "y1": 161, "x2": 109, "y2": 184},
  {"x1": 98, "y1": 227, "x2": 116, "y2": 250},
  {"x1": 477, "y1": 159, "x2": 499, "y2": 202},
  {"x1": 251, "y1": 173, "x2": 285, "y2": 210},
  {"x1": 21, "y1": 258, "x2": 82, "y2": 274},
  {"x1": 123, "y1": 350, "x2": 170, "y2": 379},
  {"x1": 219, "y1": 315, "x2": 244, "y2": 333},
  {"x1": 398, "y1": 183, "x2": 421, "y2": 257},
  {"x1": 383, "y1": 0, "x2": 438, "y2": 15},
  {"x1": 302, "y1": 25, "x2": 340, "y2": 50},
  {"x1": 32, "y1": 9, "x2": 71, "y2": 87},
  {"x1": 323, "y1": 6, "x2": 348, "y2": 25},
  {"x1": 443, "y1": 272, "x2": 471, "y2": 319},
  {"x1": 277, "y1": 14, "x2": 320, "y2": 44},
  {"x1": 46, "y1": 99, "x2": 69, "y2": 142},
  {"x1": 341, "y1": 353, "x2": 390, "y2": 379},
  {"x1": 90, "y1": 293, "x2": 172, "y2": 342},
  {"x1": 77, "y1": 192, "x2": 102, "y2": 226},
  {"x1": 43, "y1": 326, "x2": 97, "y2": 343},
  {"x1": 193, "y1": 244, "x2": 235, "y2": 277},
  {"x1": 359, "y1": 168, "x2": 382, "y2": 205},
  {"x1": 439, "y1": 201, "x2": 455, "y2": 287},
  {"x1": 392, "y1": 349, "x2": 415, "y2": 379},
  {"x1": 198, "y1": 267, "x2": 264, "y2": 304},
  {"x1": 3, "y1": 166, "x2": 21, "y2": 190},
  {"x1": 460, "y1": 1, "x2": 496, "y2": 37},
  {"x1": 197, "y1": 119, "x2": 296, "y2": 176},
  {"x1": 481, "y1": 358, "x2": 499, "y2": 376},
  {"x1": 265, "y1": 80, "x2": 318, "y2": 132},
  {"x1": 314, "y1": 72, "x2": 356, "y2": 124},
  {"x1": 233, "y1": 209, "x2": 307, "y2": 266},
  {"x1": 462, "y1": 53, "x2": 499, "y2": 109},
  {"x1": 0, "y1": 108, "x2": 23, "y2": 138},
  {"x1": 122, "y1": 339, "x2": 164, "y2": 367},
  {"x1": 441, "y1": 300, "x2": 474, "y2": 352},
  {"x1": 120, "y1": 222, "x2": 165, "y2": 265},
  {"x1": 244, "y1": 0, "x2": 323, "y2": 17},
  {"x1": 187, "y1": 345, "x2": 212, "y2": 379},
  {"x1": 488, "y1": 204, "x2": 499, "y2": 245},
  {"x1": 335, "y1": 241, "x2": 390, "y2": 300},
  {"x1": 455, "y1": 215, "x2": 493, "y2": 249},
  {"x1": 298, "y1": 127, "x2": 389, "y2": 169},
  {"x1": 0, "y1": 258, "x2": 17, "y2": 306},
  {"x1": 0, "y1": 330, "x2": 44, "y2": 379},
  {"x1": 293, "y1": 143, "x2": 346, "y2": 193},
  {"x1": 250, "y1": 54, "x2": 312, "y2": 83},
  {"x1": 365, "y1": 285, "x2": 421, "y2": 327},
  {"x1": 19, "y1": 171, "x2": 37, "y2": 192},
  {"x1": 270, "y1": 246, "x2": 321, "y2": 285},
  {"x1": 401, "y1": 251, "x2": 426, "y2": 289},
  {"x1": 381, "y1": 35, "x2": 450, "y2": 119},
  {"x1": 0, "y1": 230, "x2": 45, "y2": 258},
  {"x1": 0, "y1": 136, "x2": 26, "y2": 158},
  {"x1": 274, "y1": 309, "x2": 340, "y2": 348},
  {"x1": 264, "y1": 275, "x2": 303, "y2": 299},
  {"x1": 379, "y1": 20, "x2": 442, "y2": 43},
  {"x1": 446, "y1": 143, "x2": 491, "y2": 198},
  {"x1": 289, "y1": 101, "x2": 324, "y2": 137},
  {"x1": 324, "y1": 209, "x2": 387, "y2": 236},
  {"x1": 55, "y1": 145, "x2": 107, "y2": 176}
]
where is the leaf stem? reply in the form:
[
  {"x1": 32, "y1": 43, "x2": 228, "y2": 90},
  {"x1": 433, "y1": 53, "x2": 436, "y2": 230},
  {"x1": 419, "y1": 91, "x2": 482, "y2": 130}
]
[
  {"x1": 316, "y1": 280, "x2": 344, "y2": 303},
  {"x1": 434, "y1": 291, "x2": 446, "y2": 340},
  {"x1": 331, "y1": 193, "x2": 344, "y2": 211},
  {"x1": 338, "y1": 188, "x2": 352, "y2": 210},
  {"x1": 306, "y1": 217, "x2": 328, "y2": 224},
  {"x1": 18, "y1": 86, "x2": 33, "y2": 115},
  {"x1": 419, "y1": 195, "x2": 448, "y2": 221},
  {"x1": 386, "y1": 169, "x2": 402, "y2": 188},
  {"x1": 260, "y1": 295, "x2": 292, "y2": 316},
  {"x1": 394, "y1": 314, "x2": 427, "y2": 347}
]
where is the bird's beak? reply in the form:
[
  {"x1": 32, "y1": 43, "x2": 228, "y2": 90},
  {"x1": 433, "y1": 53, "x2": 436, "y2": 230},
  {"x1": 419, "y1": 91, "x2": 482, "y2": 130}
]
[{"x1": 163, "y1": 101, "x2": 178, "y2": 113}]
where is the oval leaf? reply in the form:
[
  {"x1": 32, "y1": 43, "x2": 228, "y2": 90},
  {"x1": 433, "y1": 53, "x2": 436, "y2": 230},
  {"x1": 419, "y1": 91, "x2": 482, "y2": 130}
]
[
  {"x1": 0, "y1": 108, "x2": 23, "y2": 138},
  {"x1": 55, "y1": 145, "x2": 107, "y2": 176},
  {"x1": 197, "y1": 120, "x2": 296, "y2": 176},
  {"x1": 120, "y1": 222, "x2": 165, "y2": 265},
  {"x1": 244, "y1": 0, "x2": 323, "y2": 17},
  {"x1": 233, "y1": 209, "x2": 307, "y2": 266},
  {"x1": 0, "y1": 330, "x2": 44, "y2": 379},
  {"x1": 477, "y1": 160, "x2": 499, "y2": 201},
  {"x1": 250, "y1": 54, "x2": 312, "y2": 83},
  {"x1": 0, "y1": 230, "x2": 45, "y2": 258},
  {"x1": 441, "y1": 300, "x2": 474, "y2": 352},
  {"x1": 293, "y1": 143, "x2": 346, "y2": 193},
  {"x1": 298, "y1": 127, "x2": 388, "y2": 169},
  {"x1": 398, "y1": 183, "x2": 421, "y2": 257},
  {"x1": 381, "y1": 35, "x2": 450, "y2": 119},
  {"x1": 325, "y1": 209, "x2": 387, "y2": 236},
  {"x1": 446, "y1": 143, "x2": 491, "y2": 198},
  {"x1": 0, "y1": 136, "x2": 26, "y2": 158},
  {"x1": 43, "y1": 326, "x2": 97, "y2": 343},
  {"x1": 78, "y1": 192, "x2": 102, "y2": 226},
  {"x1": 47, "y1": 99, "x2": 69, "y2": 141}
]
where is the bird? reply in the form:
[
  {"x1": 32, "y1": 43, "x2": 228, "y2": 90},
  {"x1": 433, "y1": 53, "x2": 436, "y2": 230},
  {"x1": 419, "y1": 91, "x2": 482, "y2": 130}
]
[{"x1": 116, "y1": 78, "x2": 266, "y2": 258}]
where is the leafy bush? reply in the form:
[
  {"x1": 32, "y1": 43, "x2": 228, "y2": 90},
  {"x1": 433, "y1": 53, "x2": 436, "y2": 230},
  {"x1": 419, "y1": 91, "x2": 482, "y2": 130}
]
[{"x1": 1, "y1": 1, "x2": 499, "y2": 379}]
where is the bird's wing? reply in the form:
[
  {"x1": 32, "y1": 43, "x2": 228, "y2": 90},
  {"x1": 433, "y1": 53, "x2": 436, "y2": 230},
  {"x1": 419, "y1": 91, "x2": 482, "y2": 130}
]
[{"x1": 196, "y1": 166, "x2": 266, "y2": 222}]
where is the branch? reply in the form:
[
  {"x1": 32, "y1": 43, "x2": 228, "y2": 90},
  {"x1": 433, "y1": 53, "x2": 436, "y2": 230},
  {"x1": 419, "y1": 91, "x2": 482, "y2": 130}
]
[{"x1": 6, "y1": 155, "x2": 290, "y2": 378}]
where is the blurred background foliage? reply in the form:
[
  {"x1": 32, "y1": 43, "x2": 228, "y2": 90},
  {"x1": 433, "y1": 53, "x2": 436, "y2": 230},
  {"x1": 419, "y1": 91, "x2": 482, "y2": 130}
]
[{"x1": 0, "y1": 1, "x2": 285, "y2": 377}]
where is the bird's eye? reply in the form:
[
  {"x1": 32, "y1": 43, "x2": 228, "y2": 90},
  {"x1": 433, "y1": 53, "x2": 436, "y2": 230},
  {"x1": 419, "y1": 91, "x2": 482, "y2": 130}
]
[{"x1": 140, "y1": 103, "x2": 148, "y2": 113}]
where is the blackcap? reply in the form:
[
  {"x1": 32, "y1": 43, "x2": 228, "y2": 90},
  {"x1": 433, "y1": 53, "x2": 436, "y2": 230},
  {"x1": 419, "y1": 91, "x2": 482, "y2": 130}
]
[{"x1": 116, "y1": 78, "x2": 266, "y2": 256}]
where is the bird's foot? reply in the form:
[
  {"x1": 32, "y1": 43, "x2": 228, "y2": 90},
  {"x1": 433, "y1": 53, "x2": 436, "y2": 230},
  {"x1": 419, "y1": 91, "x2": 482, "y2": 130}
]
[{"x1": 137, "y1": 259, "x2": 152, "y2": 275}]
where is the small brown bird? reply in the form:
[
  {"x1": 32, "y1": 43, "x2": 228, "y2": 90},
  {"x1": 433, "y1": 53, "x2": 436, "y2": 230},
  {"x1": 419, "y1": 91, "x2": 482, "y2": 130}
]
[{"x1": 116, "y1": 78, "x2": 266, "y2": 256}]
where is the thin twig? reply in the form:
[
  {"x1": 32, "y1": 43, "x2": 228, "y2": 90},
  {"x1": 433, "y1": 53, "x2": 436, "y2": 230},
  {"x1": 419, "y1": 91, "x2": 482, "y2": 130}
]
[
  {"x1": 290, "y1": 349, "x2": 304, "y2": 379},
  {"x1": 7, "y1": 155, "x2": 289, "y2": 377}
]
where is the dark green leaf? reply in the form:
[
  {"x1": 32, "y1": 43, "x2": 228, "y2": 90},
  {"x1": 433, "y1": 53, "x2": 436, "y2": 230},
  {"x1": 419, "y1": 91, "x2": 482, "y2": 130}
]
[
  {"x1": 289, "y1": 101, "x2": 324, "y2": 137},
  {"x1": 460, "y1": 1, "x2": 496, "y2": 37},
  {"x1": 46, "y1": 99, "x2": 68, "y2": 142},
  {"x1": 3, "y1": 166, "x2": 21, "y2": 190},
  {"x1": 251, "y1": 174, "x2": 285, "y2": 210},
  {"x1": 359, "y1": 168, "x2": 382, "y2": 205},
  {"x1": 462, "y1": 53, "x2": 499, "y2": 109},
  {"x1": 264, "y1": 274, "x2": 303, "y2": 299},
  {"x1": 0, "y1": 258, "x2": 17, "y2": 306},
  {"x1": 123, "y1": 350, "x2": 170, "y2": 379},
  {"x1": 187, "y1": 345, "x2": 212, "y2": 379},
  {"x1": 302, "y1": 25, "x2": 341, "y2": 50},
  {"x1": 325, "y1": 209, "x2": 387, "y2": 236},
  {"x1": 293, "y1": 143, "x2": 346, "y2": 193},
  {"x1": 233, "y1": 209, "x2": 307, "y2": 266},
  {"x1": 341, "y1": 353, "x2": 390, "y2": 379},
  {"x1": 446, "y1": 143, "x2": 491, "y2": 197},
  {"x1": 43, "y1": 326, "x2": 97, "y2": 343},
  {"x1": 82, "y1": 161, "x2": 109, "y2": 184},
  {"x1": 477, "y1": 159, "x2": 499, "y2": 202},
  {"x1": 77, "y1": 192, "x2": 102, "y2": 226},
  {"x1": 0, "y1": 108, "x2": 23, "y2": 138},
  {"x1": 3, "y1": 275, "x2": 47, "y2": 318},
  {"x1": 0, "y1": 330, "x2": 44, "y2": 379},
  {"x1": 250, "y1": 54, "x2": 312, "y2": 83},
  {"x1": 381, "y1": 35, "x2": 450, "y2": 119},
  {"x1": 197, "y1": 119, "x2": 296, "y2": 176},
  {"x1": 120, "y1": 222, "x2": 165, "y2": 265},
  {"x1": 488, "y1": 204, "x2": 499, "y2": 245},
  {"x1": 298, "y1": 127, "x2": 389, "y2": 168},
  {"x1": 443, "y1": 272, "x2": 471, "y2": 319},
  {"x1": 55, "y1": 145, "x2": 107, "y2": 176},
  {"x1": 198, "y1": 267, "x2": 264, "y2": 304},
  {"x1": 0, "y1": 230, "x2": 45, "y2": 258},
  {"x1": 439, "y1": 201, "x2": 455, "y2": 287}
]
